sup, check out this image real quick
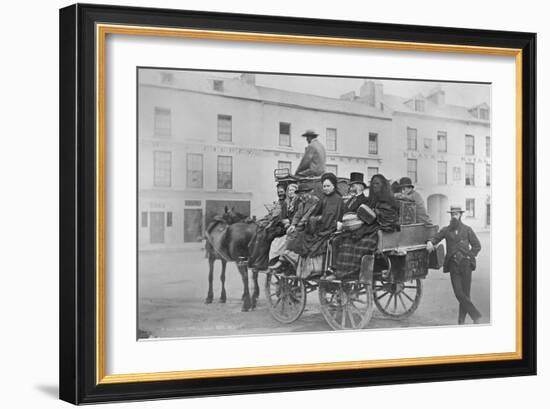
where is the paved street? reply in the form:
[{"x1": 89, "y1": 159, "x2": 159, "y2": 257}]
[{"x1": 138, "y1": 232, "x2": 490, "y2": 338}]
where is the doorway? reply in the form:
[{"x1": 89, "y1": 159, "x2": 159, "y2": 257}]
[
  {"x1": 150, "y1": 211, "x2": 165, "y2": 244},
  {"x1": 184, "y1": 209, "x2": 203, "y2": 243},
  {"x1": 427, "y1": 194, "x2": 449, "y2": 228}
]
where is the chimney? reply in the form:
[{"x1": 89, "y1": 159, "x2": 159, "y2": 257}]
[
  {"x1": 358, "y1": 80, "x2": 384, "y2": 109},
  {"x1": 375, "y1": 82, "x2": 384, "y2": 110},
  {"x1": 340, "y1": 90, "x2": 356, "y2": 101},
  {"x1": 240, "y1": 73, "x2": 256, "y2": 86},
  {"x1": 427, "y1": 86, "x2": 445, "y2": 105},
  {"x1": 359, "y1": 80, "x2": 376, "y2": 106}
]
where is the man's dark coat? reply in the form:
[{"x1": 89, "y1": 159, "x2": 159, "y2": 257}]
[{"x1": 429, "y1": 221, "x2": 481, "y2": 272}]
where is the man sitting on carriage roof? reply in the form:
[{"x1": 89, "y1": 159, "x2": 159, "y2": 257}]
[{"x1": 294, "y1": 130, "x2": 327, "y2": 177}]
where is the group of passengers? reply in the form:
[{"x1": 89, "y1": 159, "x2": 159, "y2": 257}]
[{"x1": 250, "y1": 170, "x2": 429, "y2": 280}]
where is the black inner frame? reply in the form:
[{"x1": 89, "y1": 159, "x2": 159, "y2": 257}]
[{"x1": 59, "y1": 3, "x2": 536, "y2": 404}]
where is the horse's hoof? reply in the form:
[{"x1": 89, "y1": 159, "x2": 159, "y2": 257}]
[
  {"x1": 241, "y1": 306, "x2": 250, "y2": 312},
  {"x1": 219, "y1": 298, "x2": 226, "y2": 304},
  {"x1": 205, "y1": 298, "x2": 213, "y2": 304}
]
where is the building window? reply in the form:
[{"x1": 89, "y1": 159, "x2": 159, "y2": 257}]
[
  {"x1": 326, "y1": 164, "x2": 338, "y2": 176},
  {"x1": 326, "y1": 128, "x2": 337, "y2": 152},
  {"x1": 217, "y1": 156, "x2": 233, "y2": 189},
  {"x1": 213, "y1": 80, "x2": 224, "y2": 91},
  {"x1": 407, "y1": 159, "x2": 417, "y2": 183},
  {"x1": 486, "y1": 164, "x2": 491, "y2": 186},
  {"x1": 407, "y1": 127, "x2": 417, "y2": 151},
  {"x1": 437, "y1": 161, "x2": 447, "y2": 185},
  {"x1": 368, "y1": 133, "x2": 378, "y2": 154},
  {"x1": 423, "y1": 138, "x2": 432, "y2": 152},
  {"x1": 453, "y1": 166, "x2": 462, "y2": 181},
  {"x1": 154, "y1": 107, "x2": 171, "y2": 137},
  {"x1": 465, "y1": 134, "x2": 475, "y2": 155},
  {"x1": 437, "y1": 131, "x2": 447, "y2": 153},
  {"x1": 279, "y1": 122, "x2": 291, "y2": 147},
  {"x1": 367, "y1": 167, "x2": 379, "y2": 180},
  {"x1": 466, "y1": 199, "x2": 476, "y2": 218},
  {"x1": 167, "y1": 212, "x2": 173, "y2": 227},
  {"x1": 479, "y1": 108, "x2": 489, "y2": 120},
  {"x1": 217, "y1": 114, "x2": 232, "y2": 142},
  {"x1": 486, "y1": 136, "x2": 491, "y2": 157},
  {"x1": 465, "y1": 163, "x2": 475, "y2": 186},
  {"x1": 141, "y1": 212, "x2": 148, "y2": 228},
  {"x1": 186, "y1": 153, "x2": 203, "y2": 188},
  {"x1": 153, "y1": 151, "x2": 171, "y2": 187},
  {"x1": 414, "y1": 99, "x2": 425, "y2": 112},
  {"x1": 278, "y1": 161, "x2": 292, "y2": 175}
]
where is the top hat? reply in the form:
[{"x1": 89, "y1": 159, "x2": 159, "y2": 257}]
[
  {"x1": 398, "y1": 177, "x2": 414, "y2": 189},
  {"x1": 349, "y1": 172, "x2": 367, "y2": 188},
  {"x1": 301, "y1": 129, "x2": 319, "y2": 138},
  {"x1": 295, "y1": 181, "x2": 314, "y2": 193},
  {"x1": 447, "y1": 205, "x2": 466, "y2": 214}
]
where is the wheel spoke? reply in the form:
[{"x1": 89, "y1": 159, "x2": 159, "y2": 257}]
[
  {"x1": 341, "y1": 308, "x2": 346, "y2": 327},
  {"x1": 397, "y1": 293, "x2": 408, "y2": 311},
  {"x1": 375, "y1": 290, "x2": 390, "y2": 301},
  {"x1": 393, "y1": 293, "x2": 398, "y2": 312},
  {"x1": 383, "y1": 293, "x2": 394, "y2": 310},
  {"x1": 401, "y1": 290, "x2": 415, "y2": 303},
  {"x1": 347, "y1": 308, "x2": 357, "y2": 328}
]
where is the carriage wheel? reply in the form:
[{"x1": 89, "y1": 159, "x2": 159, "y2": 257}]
[
  {"x1": 318, "y1": 280, "x2": 374, "y2": 330},
  {"x1": 373, "y1": 278, "x2": 422, "y2": 319},
  {"x1": 265, "y1": 272, "x2": 306, "y2": 324}
]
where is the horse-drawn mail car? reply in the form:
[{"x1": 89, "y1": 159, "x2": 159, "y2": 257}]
[{"x1": 264, "y1": 170, "x2": 445, "y2": 330}]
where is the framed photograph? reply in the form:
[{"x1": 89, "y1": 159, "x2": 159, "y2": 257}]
[{"x1": 59, "y1": 3, "x2": 536, "y2": 405}]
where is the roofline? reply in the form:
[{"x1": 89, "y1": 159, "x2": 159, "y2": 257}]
[{"x1": 140, "y1": 83, "x2": 392, "y2": 121}]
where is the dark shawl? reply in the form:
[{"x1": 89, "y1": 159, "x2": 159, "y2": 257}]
[{"x1": 299, "y1": 191, "x2": 344, "y2": 257}]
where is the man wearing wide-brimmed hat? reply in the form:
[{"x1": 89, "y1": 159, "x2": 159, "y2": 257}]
[
  {"x1": 426, "y1": 205, "x2": 482, "y2": 325},
  {"x1": 295, "y1": 130, "x2": 326, "y2": 177},
  {"x1": 343, "y1": 172, "x2": 369, "y2": 213},
  {"x1": 394, "y1": 176, "x2": 431, "y2": 223}
]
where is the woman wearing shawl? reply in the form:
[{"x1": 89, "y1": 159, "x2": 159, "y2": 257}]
[
  {"x1": 331, "y1": 174, "x2": 399, "y2": 277},
  {"x1": 280, "y1": 173, "x2": 344, "y2": 278}
]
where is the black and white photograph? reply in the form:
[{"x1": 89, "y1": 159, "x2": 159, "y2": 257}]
[{"x1": 137, "y1": 68, "x2": 492, "y2": 338}]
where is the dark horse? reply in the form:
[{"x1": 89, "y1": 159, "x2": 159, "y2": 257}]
[
  {"x1": 205, "y1": 218, "x2": 259, "y2": 311},
  {"x1": 204, "y1": 207, "x2": 246, "y2": 306}
]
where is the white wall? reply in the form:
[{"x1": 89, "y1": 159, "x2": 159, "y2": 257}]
[{"x1": 1, "y1": 1, "x2": 546, "y2": 409}]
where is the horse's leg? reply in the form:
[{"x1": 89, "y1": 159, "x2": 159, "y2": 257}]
[
  {"x1": 205, "y1": 255, "x2": 214, "y2": 304},
  {"x1": 251, "y1": 269, "x2": 259, "y2": 310},
  {"x1": 238, "y1": 263, "x2": 251, "y2": 312},
  {"x1": 219, "y1": 260, "x2": 227, "y2": 303}
]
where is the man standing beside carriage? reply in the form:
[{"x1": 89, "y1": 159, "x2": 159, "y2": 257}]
[{"x1": 427, "y1": 205, "x2": 483, "y2": 325}]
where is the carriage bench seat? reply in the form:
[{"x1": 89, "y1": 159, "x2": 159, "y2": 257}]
[{"x1": 377, "y1": 223, "x2": 438, "y2": 253}]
